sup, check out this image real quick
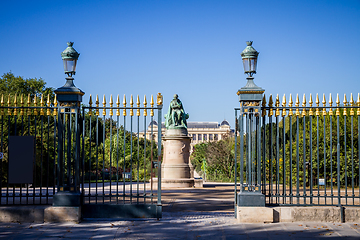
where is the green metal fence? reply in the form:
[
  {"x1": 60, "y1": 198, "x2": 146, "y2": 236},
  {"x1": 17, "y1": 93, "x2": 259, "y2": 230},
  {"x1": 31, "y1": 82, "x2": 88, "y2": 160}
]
[
  {"x1": 80, "y1": 94, "x2": 163, "y2": 218},
  {"x1": 235, "y1": 93, "x2": 360, "y2": 207},
  {"x1": 0, "y1": 93, "x2": 163, "y2": 218}
]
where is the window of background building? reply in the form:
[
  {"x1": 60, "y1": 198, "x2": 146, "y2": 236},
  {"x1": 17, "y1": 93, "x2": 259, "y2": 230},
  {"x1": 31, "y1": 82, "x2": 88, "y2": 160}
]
[
  {"x1": 198, "y1": 134, "x2": 202, "y2": 141},
  {"x1": 203, "y1": 134, "x2": 207, "y2": 141},
  {"x1": 209, "y1": 134, "x2": 213, "y2": 140},
  {"x1": 214, "y1": 134, "x2": 218, "y2": 140},
  {"x1": 192, "y1": 134, "x2": 196, "y2": 140}
]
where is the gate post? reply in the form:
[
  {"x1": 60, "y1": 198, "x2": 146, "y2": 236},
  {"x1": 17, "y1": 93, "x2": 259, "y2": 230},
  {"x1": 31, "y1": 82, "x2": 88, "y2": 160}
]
[
  {"x1": 53, "y1": 42, "x2": 84, "y2": 207},
  {"x1": 236, "y1": 41, "x2": 265, "y2": 207}
]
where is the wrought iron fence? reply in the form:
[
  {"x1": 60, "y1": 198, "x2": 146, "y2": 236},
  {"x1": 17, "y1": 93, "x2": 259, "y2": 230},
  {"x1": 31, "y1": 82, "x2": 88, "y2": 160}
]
[
  {"x1": 236, "y1": 93, "x2": 360, "y2": 207},
  {"x1": 0, "y1": 93, "x2": 163, "y2": 217},
  {"x1": 80, "y1": 94, "x2": 163, "y2": 218},
  {"x1": 0, "y1": 94, "x2": 57, "y2": 205}
]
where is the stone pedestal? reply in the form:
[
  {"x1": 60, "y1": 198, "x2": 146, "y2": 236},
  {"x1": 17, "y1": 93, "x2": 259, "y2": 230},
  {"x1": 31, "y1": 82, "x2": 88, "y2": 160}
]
[{"x1": 161, "y1": 128, "x2": 195, "y2": 188}]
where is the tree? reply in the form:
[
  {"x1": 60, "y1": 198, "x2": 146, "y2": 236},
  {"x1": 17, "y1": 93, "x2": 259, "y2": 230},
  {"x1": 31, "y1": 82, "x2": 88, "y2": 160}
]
[{"x1": 0, "y1": 72, "x2": 54, "y2": 101}]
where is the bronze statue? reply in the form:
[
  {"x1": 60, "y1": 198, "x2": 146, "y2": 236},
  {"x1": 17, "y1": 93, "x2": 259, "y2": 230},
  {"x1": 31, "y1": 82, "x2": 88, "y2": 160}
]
[{"x1": 165, "y1": 94, "x2": 189, "y2": 129}]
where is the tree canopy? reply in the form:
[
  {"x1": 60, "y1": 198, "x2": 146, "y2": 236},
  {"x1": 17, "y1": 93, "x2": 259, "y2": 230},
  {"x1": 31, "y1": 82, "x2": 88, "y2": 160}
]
[{"x1": 0, "y1": 72, "x2": 54, "y2": 100}]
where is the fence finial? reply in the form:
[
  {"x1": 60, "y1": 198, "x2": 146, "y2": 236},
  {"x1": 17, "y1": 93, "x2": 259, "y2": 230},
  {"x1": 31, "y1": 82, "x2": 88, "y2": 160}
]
[
  {"x1": 315, "y1": 93, "x2": 320, "y2": 116},
  {"x1": 27, "y1": 94, "x2": 31, "y2": 116},
  {"x1": 46, "y1": 94, "x2": 51, "y2": 116},
  {"x1": 123, "y1": 94, "x2": 127, "y2": 116},
  {"x1": 288, "y1": 94, "x2": 293, "y2": 116},
  {"x1": 109, "y1": 95, "x2": 113, "y2": 117},
  {"x1": 53, "y1": 94, "x2": 58, "y2": 116},
  {"x1": 13, "y1": 94, "x2": 18, "y2": 116},
  {"x1": 282, "y1": 94, "x2": 287, "y2": 117},
  {"x1": 116, "y1": 95, "x2": 120, "y2": 116},
  {"x1": 343, "y1": 94, "x2": 348, "y2": 116},
  {"x1": 336, "y1": 93, "x2": 340, "y2": 116},
  {"x1": 268, "y1": 94, "x2": 273, "y2": 117},
  {"x1": 143, "y1": 95, "x2": 147, "y2": 116},
  {"x1": 295, "y1": 94, "x2": 300, "y2": 116},
  {"x1": 95, "y1": 95, "x2": 99, "y2": 116},
  {"x1": 309, "y1": 94, "x2": 313, "y2": 116},
  {"x1": 350, "y1": 93, "x2": 354, "y2": 116},
  {"x1": 102, "y1": 94, "x2": 106, "y2": 116},
  {"x1": 89, "y1": 94, "x2": 92, "y2": 116},
  {"x1": 130, "y1": 95, "x2": 134, "y2": 116},
  {"x1": 301, "y1": 93, "x2": 307, "y2": 116},
  {"x1": 150, "y1": 95, "x2": 154, "y2": 117},
  {"x1": 33, "y1": 95, "x2": 38, "y2": 116},
  {"x1": 329, "y1": 93, "x2": 333, "y2": 115},
  {"x1": 275, "y1": 94, "x2": 280, "y2": 117},
  {"x1": 136, "y1": 95, "x2": 140, "y2": 116},
  {"x1": 262, "y1": 94, "x2": 266, "y2": 117}
]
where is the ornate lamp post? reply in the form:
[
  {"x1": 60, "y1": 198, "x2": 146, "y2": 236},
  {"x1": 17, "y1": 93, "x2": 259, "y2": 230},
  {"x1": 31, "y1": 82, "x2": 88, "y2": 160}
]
[
  {"x1": 53, "y1": 42, "x2": 84, "y2": 206},
  {"x1": 236, "y1": 41, "x2": 265, "y2": 207}
]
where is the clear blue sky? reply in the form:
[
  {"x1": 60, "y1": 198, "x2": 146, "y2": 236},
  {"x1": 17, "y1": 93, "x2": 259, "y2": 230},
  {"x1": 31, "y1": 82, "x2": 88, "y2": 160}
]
[{"x1": 1, "y1": 0, "x2": 359, "y2": 128}]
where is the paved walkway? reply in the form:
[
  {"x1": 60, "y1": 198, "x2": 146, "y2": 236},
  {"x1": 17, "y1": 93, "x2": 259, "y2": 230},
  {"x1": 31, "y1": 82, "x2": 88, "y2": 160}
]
[{"x1": 1, "y1": 182, "x2": 360, "y2": 239}]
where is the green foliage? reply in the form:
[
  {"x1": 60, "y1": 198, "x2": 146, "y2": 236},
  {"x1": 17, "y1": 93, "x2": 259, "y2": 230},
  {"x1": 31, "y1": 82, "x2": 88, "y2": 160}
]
[
  {"x1": 264, "y1": 109, "x2": 359, "y2": 187},
  {"x1": 191, "y1": 137, "x2": 235, "y2": 182},
  {"x1": 0, "y1": 72, "x2": 54, "y2": 101}
]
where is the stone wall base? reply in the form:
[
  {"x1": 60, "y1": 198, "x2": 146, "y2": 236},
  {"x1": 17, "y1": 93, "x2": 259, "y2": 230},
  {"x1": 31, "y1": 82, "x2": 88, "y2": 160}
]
[
  {"x1": 237, "y1": 206, "x2": 360, "y2": 223},
  {"x1": 44, "y1": 206, "x2": 81, "y2": 223}
]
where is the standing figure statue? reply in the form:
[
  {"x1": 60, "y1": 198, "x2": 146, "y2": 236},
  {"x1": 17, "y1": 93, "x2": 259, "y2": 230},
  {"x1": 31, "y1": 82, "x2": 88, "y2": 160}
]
[{"x1": 165, "y1": 94, "x2": 189, "y2": 129}]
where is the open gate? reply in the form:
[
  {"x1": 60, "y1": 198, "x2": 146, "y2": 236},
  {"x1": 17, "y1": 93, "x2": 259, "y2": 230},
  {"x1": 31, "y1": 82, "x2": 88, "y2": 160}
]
[{"x1": 79, "y1": 94, "x2": 163, "y2": 219}]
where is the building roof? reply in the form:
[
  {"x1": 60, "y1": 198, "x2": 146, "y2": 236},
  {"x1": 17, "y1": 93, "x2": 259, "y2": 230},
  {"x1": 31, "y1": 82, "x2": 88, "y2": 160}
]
[{"x1": 148, "y1": 121, "x2": 230, "y2": 129}]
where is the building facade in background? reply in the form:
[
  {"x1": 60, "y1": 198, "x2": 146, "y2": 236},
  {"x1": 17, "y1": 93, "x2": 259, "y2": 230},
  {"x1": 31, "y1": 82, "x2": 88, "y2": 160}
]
[{"x1": 142, "y1": 120, "x2": 233, "y2": 151}]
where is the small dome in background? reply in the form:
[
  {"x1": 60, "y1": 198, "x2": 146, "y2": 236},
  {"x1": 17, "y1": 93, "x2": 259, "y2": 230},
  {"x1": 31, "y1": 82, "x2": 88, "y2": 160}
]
[
  {"x1": 220, "y1": 120, "x2": 230, "y2": 126},
  {"x1": 148, "y1": 120, "x2": 158, "y2": 128}
]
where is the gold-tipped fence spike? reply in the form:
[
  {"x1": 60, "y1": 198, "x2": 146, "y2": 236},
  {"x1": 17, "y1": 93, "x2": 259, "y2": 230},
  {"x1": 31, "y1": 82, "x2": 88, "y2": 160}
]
[
  {"x1": 343, "y1": 94, "x2": 348, "y2": 116},
  {"x1": 116, "y1": 95, "x2": 120, "y2": 116},
  {"x1": 95, "y1": 95, "x2": 99, "y2": 116},
  {"x1": 150, "y1": 95, "x2": 154, "y2": 117},
  {"x1": 301, "y1": 94, "x2": 306, "y2": 117},
  {"x1": 109, "y1": 95, "x2": 113, "y2": 117},
  {"x1": 268, "y1": 95, "x2": 273, "y2": 117},
  {"x1": 7, "y1": 94, "x2": 12, "y2": 116},
  {"x1": 40, "y1": 94, "x2": 45, "y2": 116},
  {"x1": 295, "y1": 94, "x2": 300, "y2": 116},
  {"x1": 136, "y1": 95, "x2": 140, "y2": 116},
  {"x1": 315, "y1": 93, "x2": 320, "y2": 116},
  {"x1": 33, "y1": 95, "x2": 38, "y2": 116},
  {"x1": 343, "y1": 94, "x2": 348, "y2": 105},
  {"x1": 13, "y1": 94, "x2": 18, "y2": 116},
  {"x1": 275, "y1": 94, "x2": 280, "y2": 117},
  {"x1": 88, "y1": 94, "x2": 93, "y2": 116},
  {"x1": 350, "y1": 93, "x2": 354, "y2": 116},
  {"x1": 53, "y1": 94, "x2": 58, "y2": 116},
  {"x1": 262, "y1": 94, "x2": 266, "y2": 117},
  {"x1": 282, "y1": 94, "x2": 287, "y2": 117},
  {"x1": 336, "y1": 93, "x2": 340, "y2": 116},
  {"x1": 357, "y1": 93, "x2": 360, "y2": 115},
  {"x1": 102, "y1": 94, "x2": 106, "y2": 116},
  {"x1": 288, "y1": 94, "x2": 293, "y2": 116},
  {"x1": 143, "y1": 95, "x2": 148, "y2": 116},
  {"x1": 123, "y1": 94, "x2": 127, "y2": 116},
  {"x1": 309, "y1": 94, "x2": 313, "y2": 116},
  {"x1": 27, "y1": 94, "x2": 31, "y2": 116},
  {"x1": 130, "y1": 94, "x2": 134, "y2": 116},
  {"x1": 328, "y1": 93, "x2": 333, "y2": 115},
  {"x1": 46, "y1": 94, "x2": 51, "y2": 116},
  {"x1": 0, "y1": 94, "x2": 3, "y2": 116}
]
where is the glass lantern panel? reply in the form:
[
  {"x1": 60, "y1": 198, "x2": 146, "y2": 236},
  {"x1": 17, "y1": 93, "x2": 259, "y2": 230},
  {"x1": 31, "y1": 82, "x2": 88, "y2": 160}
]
[
  {"x1": 63, "y1": 59, "x2": 77, "y2": 73},
  {"x1": 250, "y1": 58, "x2": 257, "y2": 72},
  {"x1": 242, "y1": 59, "x2": 250, "y2": 72}
]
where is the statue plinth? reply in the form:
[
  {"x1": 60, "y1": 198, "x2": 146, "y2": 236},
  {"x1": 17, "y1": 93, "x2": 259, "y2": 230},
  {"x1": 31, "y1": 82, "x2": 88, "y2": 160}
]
[{"x1": 161, "y1": 128, "x2": 195, "y2": 188}]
